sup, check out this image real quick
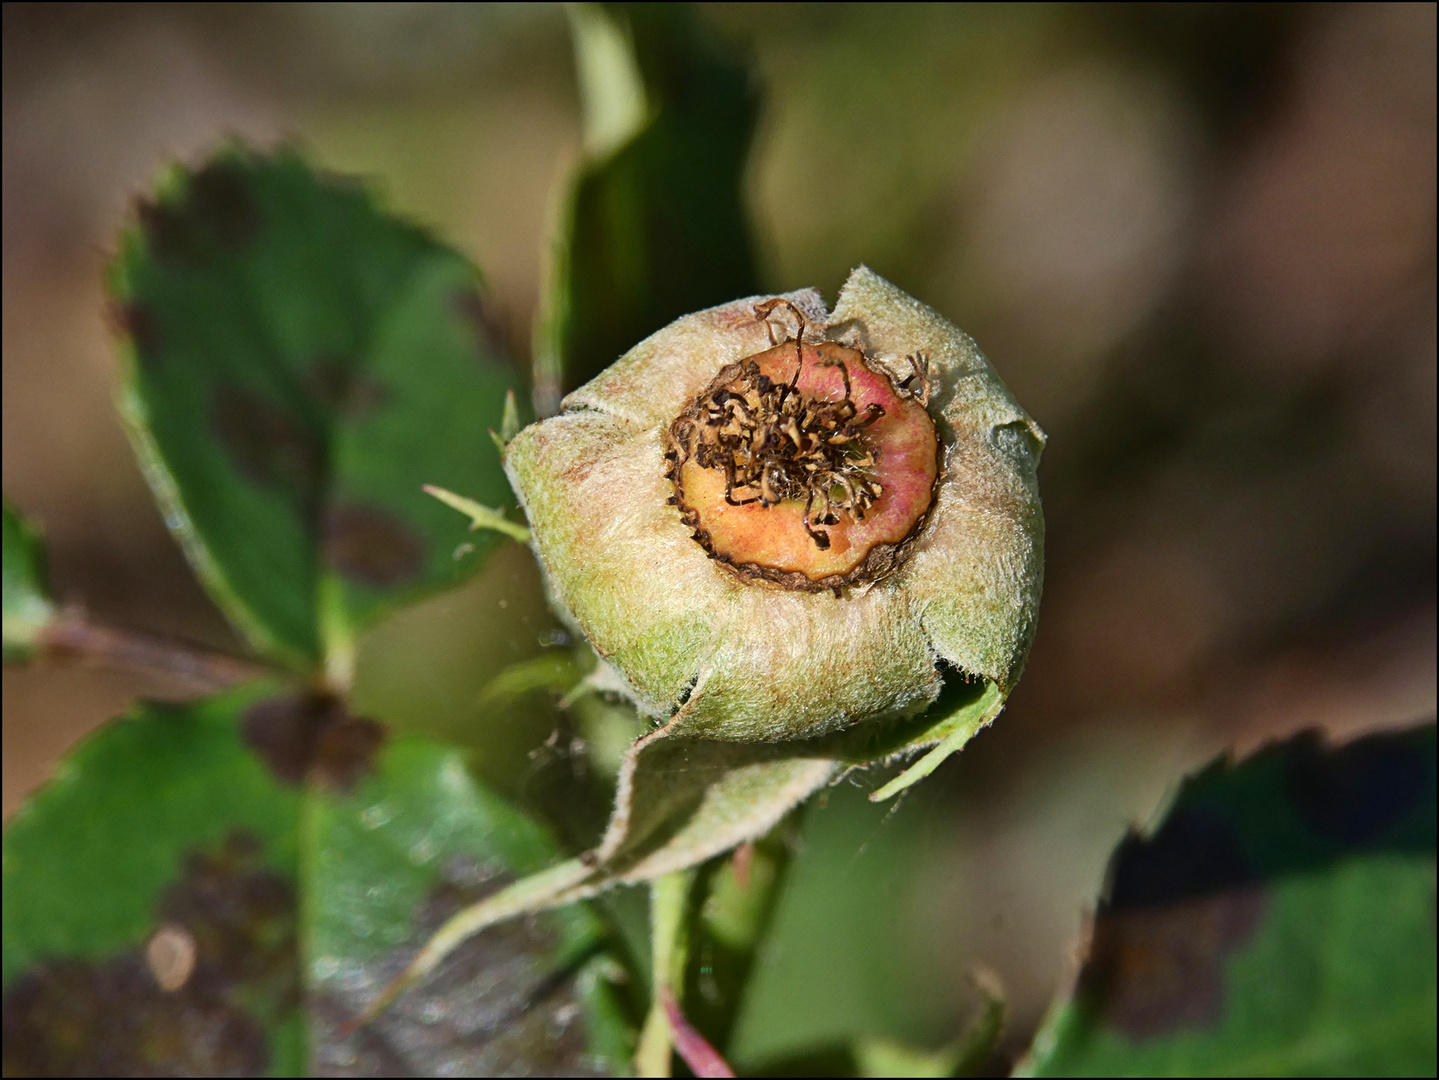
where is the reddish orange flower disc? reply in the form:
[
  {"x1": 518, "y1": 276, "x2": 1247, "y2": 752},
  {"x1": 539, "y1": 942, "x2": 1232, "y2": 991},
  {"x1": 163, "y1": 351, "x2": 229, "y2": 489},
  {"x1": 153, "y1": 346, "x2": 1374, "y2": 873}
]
[{"x1": 669, "y1": 340, "x2": 939, "y2": 589}]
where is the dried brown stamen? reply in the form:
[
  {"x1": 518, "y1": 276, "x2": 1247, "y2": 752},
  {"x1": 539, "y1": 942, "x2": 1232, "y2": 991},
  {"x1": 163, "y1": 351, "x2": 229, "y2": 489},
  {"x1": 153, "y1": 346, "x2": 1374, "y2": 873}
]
[
  {"x1": 673, "y1": 355, "x2": 885, "y2": 550},
  {"x1": 666, "y1": 302, "x2": 941, "y2": 592},
  {"x1": 671, "y1": 305, "x2": 886, "y2": 550},
  {"x1": 897, "y1": 352, "x2": 932, "y2": 406}
]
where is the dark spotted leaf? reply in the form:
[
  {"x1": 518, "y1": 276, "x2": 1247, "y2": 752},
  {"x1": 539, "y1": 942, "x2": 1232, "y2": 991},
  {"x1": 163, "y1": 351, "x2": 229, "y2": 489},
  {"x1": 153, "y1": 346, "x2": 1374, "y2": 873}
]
[
  {"x1": 3, "y1": 684, "x2": 633, "y2": 1076},
  {"x1": 1020, "y1": 723, "x2": 1438, "y2": 1077},
  {"x1": 534, "y1": 2, "x2": 760, "y2": 411},
  {"x1": 2, "y1": 497, "x2": 56, "y2": 662},
  {"x1": 305, "y1": 733, "x2": 630, "y2": 1076},
  {"x1": 111, "y1": 146, "x2": 526, "y2": 671},
  {"x1": 2, "y1": 681, "x2": 306, "y2": 1077}
]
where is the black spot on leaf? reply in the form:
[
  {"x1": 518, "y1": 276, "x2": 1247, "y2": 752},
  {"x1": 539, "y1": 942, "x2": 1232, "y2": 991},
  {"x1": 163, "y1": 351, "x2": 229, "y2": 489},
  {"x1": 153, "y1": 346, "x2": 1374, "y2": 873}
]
[
  {"x1": 1286, "y1": 729, "x2": 1430, "y2": 848},
  {"x1": 242, "y1": 692, "x2": 387, "y2": 791},
  {"x1": 323, "y1": 502, "x2": 427, "y2": 587},
  {"x1": 1080, "y1": 807, "x2": 1269, "y2": 1039},
  {"x1": 312, "y1": 862, "x2": 603, "y2": 1077},
  {"x1": 242, "y1": 694, "x2": 324, "y2": 784},
  {"x1": 185, "y1": 160, "x2": 261, "y2": 251},
  {"x1": 305, "y1": 356, "x2": 389, "y2": 420},
  {"x1": 1108, "y1": 805, "x2": 1259, "y2": 910},
  {"x1": 137, "y1": 196, "x2": 200, "y2": 267},
  {"x1": 1082, "y1": 889, "x2": 1269, "y2": 1040},
  {"x1": 1, "y1": 830, "x2": 295, "y2": 1078},
  {"x1": 109, "y1": 301, "x2": 161, "y2": 366},
  {"x1": 2, "y1": 956, "x2": 270, "y2": 1078},
  {"x1": 312, "y1": 711, "x2": 388, "y2": 794},
  {"x1": 136, "y1": 161, "x2": 260, "y2": 268},
  {"x1": 452, "y1": 288, "x2": 511, "y2": 363},
  {"x1": 157, "y1": 831, "x2": 299, "y2": 999},
  {"x1": 212, "y1": 384, "x2": 323, "y2": 498}
]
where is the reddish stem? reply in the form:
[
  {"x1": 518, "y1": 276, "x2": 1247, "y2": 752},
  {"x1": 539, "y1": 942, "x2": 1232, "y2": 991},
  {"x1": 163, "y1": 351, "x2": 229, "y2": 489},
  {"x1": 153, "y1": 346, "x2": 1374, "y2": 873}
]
[
  {"x1": 38, "y1": 616, "x2": 267, "y2": 693},
  {"x1": 660, "y1": 989, "x2": 735, "y2": 1078},
  {"x1": 731, "y1": 840, "x2": 754, "y2": 891}
]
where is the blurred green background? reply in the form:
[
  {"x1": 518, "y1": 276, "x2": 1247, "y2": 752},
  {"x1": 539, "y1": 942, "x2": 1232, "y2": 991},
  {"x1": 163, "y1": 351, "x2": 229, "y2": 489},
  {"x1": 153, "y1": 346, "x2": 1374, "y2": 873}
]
[{"x1": 3, "y1": 2, "x2": 1433, "y2": 1067}]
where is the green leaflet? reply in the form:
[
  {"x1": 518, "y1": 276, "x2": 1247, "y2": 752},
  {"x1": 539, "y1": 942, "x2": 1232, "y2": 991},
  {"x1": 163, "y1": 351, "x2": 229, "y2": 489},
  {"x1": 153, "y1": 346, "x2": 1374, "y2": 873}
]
[
  {"x1": 520, "y1": 657, "x2": 999, "y2": 907},
  {"x1": 110, "y1": 147, "x2": 527, "y2": 675},
  {"x1": 535, "y1": 2, "x2": 760, "y2": 412},
  {"x1": 1020, "y1": 723, "x2": 1438, "y2": 1077},
  {"x1": 2, "y1": 685, "x2": 629, "y2": 1076},
  {"x1": 507, "y1": 674, "x2": 994, "y2": 898},
  {"x1": 2, "y1": 497, "x2": 56, "y2": 661},
  {"x1": 869, "y1": 678, "x2": 1005, "y2": 801},
  {"x1": 2, "y1": 682, "x2": 306, "y2": 1077}
]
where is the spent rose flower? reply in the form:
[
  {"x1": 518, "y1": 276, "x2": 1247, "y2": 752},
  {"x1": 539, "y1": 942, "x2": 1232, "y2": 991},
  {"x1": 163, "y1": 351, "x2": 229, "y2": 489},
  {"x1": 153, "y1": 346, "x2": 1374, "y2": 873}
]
[
  {"x1": 505, "y1": 267, "x2": 1044, "y2": 743},
  {"x1": 360, "y1": 268, "x2": 1047, "y2": 1024}
]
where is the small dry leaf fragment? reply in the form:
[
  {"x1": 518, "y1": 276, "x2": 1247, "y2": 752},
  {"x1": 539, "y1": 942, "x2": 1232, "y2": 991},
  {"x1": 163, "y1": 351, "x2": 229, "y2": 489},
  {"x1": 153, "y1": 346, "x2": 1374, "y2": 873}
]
[{"x1": 146, "y1": 924, "x2": 198, "y2": 992}]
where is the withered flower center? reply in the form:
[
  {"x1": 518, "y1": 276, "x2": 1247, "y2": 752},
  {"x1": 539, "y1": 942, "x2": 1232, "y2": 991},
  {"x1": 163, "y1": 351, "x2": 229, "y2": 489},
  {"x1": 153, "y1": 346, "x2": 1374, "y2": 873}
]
[
  {"x1": 666, "y1": 334, "x2": 941, "y2": 593},
  {"x1": 675, "y1": 351, "x2": 885, "y2": 550}
]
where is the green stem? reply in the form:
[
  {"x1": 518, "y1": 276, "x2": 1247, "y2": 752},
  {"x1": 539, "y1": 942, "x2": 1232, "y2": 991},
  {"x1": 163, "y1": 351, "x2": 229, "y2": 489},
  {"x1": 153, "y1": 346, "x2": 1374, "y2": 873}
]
[
  {"x1": 634, "y1": 869, "x2": 695, "y2": 1077},
  {"x1": 951, "y1": 965, "x2": 1006, "y2": 1076}
]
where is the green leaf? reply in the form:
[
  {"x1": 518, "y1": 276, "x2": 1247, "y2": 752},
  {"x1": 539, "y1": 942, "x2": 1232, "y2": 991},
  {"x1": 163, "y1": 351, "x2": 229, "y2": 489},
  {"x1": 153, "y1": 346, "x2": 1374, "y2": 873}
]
[
  {"x1": 110, "y1": 146, "x2": 527, "y2": 675},
  {"x1": 535, "y1": 2, "x2": 761, "y2": 412},
  {"x1": 2, "y1": 681, "x2": 306, "y2": 1077},
  {"x1": 2, "y1": 497, "x2": 56, "y2": 661},
  {"x1": 1019, "y1": 723, "x2": 1437, "y2": 1078},
  {"x1": 3, "y1": 684, "x2": 632, "y2": 1076},
  {"x1": 304, "y1": 734, "x2": 628, "y2": 1076}
]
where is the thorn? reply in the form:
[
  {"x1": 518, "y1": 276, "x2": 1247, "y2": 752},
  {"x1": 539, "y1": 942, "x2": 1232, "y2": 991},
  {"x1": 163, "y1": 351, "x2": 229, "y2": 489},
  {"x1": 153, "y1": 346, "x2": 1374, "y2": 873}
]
[{"x1": 499, "y1": 388, "x2": 522, "y2": 442}]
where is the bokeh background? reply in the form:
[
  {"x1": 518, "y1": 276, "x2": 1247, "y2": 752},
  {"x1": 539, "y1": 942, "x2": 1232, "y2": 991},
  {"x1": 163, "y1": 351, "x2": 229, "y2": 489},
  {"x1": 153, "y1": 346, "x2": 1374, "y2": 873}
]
[{"x1": 4, "y1": 2, "x2": 1434, "y2": 1067}]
